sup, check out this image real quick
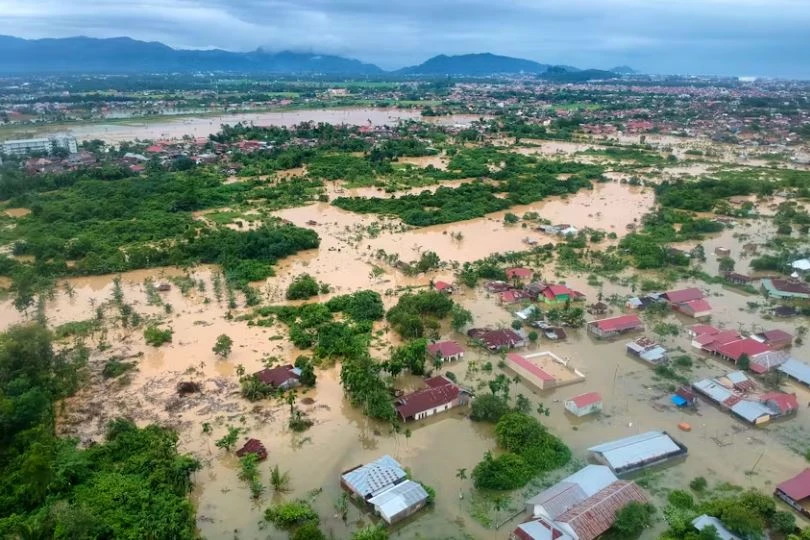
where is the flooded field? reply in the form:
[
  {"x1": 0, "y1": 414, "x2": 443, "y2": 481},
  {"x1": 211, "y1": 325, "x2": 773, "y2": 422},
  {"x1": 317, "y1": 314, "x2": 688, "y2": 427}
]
[
  {"x1": 3, "y1": 164, "x2": 810, "y2": 538},
  {"x1": 22, "y1": 108, "x2": 485, "y2": 144}
]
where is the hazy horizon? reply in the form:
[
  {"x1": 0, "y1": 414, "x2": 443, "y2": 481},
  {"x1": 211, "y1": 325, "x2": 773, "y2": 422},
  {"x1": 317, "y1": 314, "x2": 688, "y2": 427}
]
[{"x1": 2, "y1": 0, "x2": 809, "y2": 78}]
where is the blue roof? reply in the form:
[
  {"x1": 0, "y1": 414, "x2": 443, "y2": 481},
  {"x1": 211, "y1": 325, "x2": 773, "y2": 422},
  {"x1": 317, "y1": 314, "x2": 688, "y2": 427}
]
[{"x1": 671, "y1": 395, "x2": 687, "y2": 406}]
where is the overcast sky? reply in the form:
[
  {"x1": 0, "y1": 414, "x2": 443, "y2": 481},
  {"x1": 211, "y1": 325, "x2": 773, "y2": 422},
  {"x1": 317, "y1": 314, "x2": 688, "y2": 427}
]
[{"x1": 1, "y1": 0, "x2": 809, "y2": 77}]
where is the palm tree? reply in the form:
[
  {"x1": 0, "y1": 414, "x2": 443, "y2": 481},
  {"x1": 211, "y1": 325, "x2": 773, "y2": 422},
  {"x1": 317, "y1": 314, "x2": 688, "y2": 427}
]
[
  {"x1": 456, "y1": 467, "x2": 467, "y2": 500},
  {"x1": 269, "y1": 464, "x2": 291, "y2": 492},
  {"x1": 285, "y1": 390, "x2": 297, "y2": 416}
]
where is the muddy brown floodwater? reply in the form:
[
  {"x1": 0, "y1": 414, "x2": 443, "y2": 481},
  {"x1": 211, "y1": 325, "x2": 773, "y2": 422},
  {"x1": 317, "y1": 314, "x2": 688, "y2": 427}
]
[
  {"x1": 2, "y1": 184, "x2": 810, "y2": 538},
  {"x1": 42, "y1": 108, "x2": 486, "y2": 144}
]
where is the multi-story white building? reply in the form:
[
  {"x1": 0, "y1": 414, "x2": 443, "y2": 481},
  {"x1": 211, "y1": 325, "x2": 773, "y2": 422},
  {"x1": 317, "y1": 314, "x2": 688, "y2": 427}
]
[{"x1": 0, "y1": 135, "x2": 78, "y2": 157}]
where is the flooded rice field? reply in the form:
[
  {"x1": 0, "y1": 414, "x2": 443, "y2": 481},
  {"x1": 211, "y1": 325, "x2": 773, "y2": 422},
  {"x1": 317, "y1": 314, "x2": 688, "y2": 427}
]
[{"x1": 43, "y1": 108, "x2": 485, "y2": 144}]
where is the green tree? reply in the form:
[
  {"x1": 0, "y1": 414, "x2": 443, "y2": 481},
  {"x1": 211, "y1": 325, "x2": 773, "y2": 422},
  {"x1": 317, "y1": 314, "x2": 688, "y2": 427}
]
[
  {"x1": 215, "y1": 426, "x2": 241, "y2": 451},
  {"x1": 470, "y1": 394, "x2": 511, "y2": 422},
  {"x1": 612, "y1": 501, "x2": 656, "y2": 537},
  {"x1": 286, "y1": 274, "x2": 321, "y2": 300},
  {"x1": 294, "y1": 356, "x2": 317, "y2": 387},
  {"x1": 450, "y1": 304, "x2": 473, "y2": 332},
  {"x1": 718, "y1": 257, "x2": 735, "y2": 272},
  {"x1": 212, "y1": 334, "x2": 233, "y2": 358}
]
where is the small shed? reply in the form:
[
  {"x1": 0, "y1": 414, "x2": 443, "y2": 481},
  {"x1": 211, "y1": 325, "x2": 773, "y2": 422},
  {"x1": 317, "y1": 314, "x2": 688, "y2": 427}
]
[
  {"x1": 714, "y1": 247, "x2": 731, "y2": 257},
  {"x1": 565, "y1": 392, "x2": 603, "y2": 417},
  {"x1": 236, "y1": 439, "x2": 268, "y2": 460},
  {"x1": 433, "y1": 281, "x2": 454, "y2": 294}
]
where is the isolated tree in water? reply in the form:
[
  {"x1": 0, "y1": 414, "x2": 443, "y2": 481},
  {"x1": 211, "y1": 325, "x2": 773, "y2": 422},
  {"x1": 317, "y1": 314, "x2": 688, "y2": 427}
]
[{"x1": 213, "y1": 334, "x2": 233, "y2": 358}]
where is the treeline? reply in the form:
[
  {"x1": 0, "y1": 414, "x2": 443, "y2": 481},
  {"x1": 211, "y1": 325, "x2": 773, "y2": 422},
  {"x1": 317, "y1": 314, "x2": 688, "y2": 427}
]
[
  {"x1": 333, "y1": 174, "x2": 592, "y2": 226},
  {"x1": 0, "y1": 168, "x2": 320, "y2": 302},
  {"x1": 0, "y1": 324, "x2": 199, "y2": 538},
  {"x1": 655, "y1": 177, "x2": 775, "y2": 212}
]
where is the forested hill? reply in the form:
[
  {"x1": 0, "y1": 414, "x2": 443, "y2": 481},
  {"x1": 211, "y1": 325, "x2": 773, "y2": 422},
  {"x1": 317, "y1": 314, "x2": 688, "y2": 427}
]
[
  {"x1": 0, "y1": 35, "x2": 384, "y2": 75},
  {"x1": 0, "y1": 35, "x2": 633, "y2": 77},
  {"x1": 396, "y1": 53, "x2": 552, "y2": 76}
]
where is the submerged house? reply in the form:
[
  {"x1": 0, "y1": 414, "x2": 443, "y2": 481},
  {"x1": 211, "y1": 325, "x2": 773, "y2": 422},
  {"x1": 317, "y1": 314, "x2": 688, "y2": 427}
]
[
  {"x1": 587, "y1": 431, "x2": 687, "y2": 475},
  {"x1": 564, "y1": 392, "x2": 603, "y2": 417},
  {"x1": 587, "y1": 314, "x2": 644, "y2": 339},
  {"x1": 691, "y1": 515, "x2": 740, "y2": 540},
  {"x1": 539, "y1": 284, "x2": 584, "y2": 305},
  {"x1": 427, "y1": 341, "x2": 464, "y2": 362},
  {"x1": 753, "y1": 329, "x2": 793, "y2": 350},
  {"x1": 468, "y1": 328, "x2": 526, "y2": 351},
  {"x1": 340, "y1": 455, "x2": 429, "y2": 525},
  {"x1": 253, "y1": 364, "x2": 301, "y2": 390},
  {"x1": 518, "y1": 464, "x2": 649, "y2": 540},
  {"x1": 663, "y1": 287, "x2": 712, "y2": 318},
  {"x1": 762, "y1": 278, "x2": 810, "y2": 300},
  {"x1": 395, "y1": 375, "x2": 469, "y2": 422},
  {"x1": 626, "y1": 337, "x2": 669, "y2": 365},
  {"x1": 776, "y1": 469, "x2": 810, "y2": 519}
]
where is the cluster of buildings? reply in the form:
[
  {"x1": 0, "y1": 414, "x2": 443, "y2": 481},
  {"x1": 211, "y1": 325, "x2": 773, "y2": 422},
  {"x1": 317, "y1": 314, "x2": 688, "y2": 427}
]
[
  {"x1": 0, "y1": 135, "x2": 78, "y2": 158},
  {"x1": 692, "y1": 370, "x2": 799, "y2": 425}
]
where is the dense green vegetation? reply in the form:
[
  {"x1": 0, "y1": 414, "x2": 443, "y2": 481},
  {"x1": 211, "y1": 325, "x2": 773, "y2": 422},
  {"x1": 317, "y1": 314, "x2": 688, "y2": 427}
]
[
  {"x1": 286, "y1": 273, "x2": 322, "y2": 300},
  {"x1": 661, "y1": 481, "x2": 799, "y2": 540},
  {"x1": 386, "y1": 290, "x2": 454, "y2": 338},
  {"x1": 0, "y1": 324, "x2": 199, "y2": 538},
  {"x1": 472, "y1": 412, "x2": 570, "y2": 490},
  {"x1": 0, "y1": 163, "x2": 320, "y2": 307}
]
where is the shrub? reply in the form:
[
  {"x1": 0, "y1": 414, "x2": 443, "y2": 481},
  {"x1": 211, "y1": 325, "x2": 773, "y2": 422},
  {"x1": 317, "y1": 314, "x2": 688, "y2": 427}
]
[
  {"x1": 470, "y1": 394, "x2": 510, "y2": 422},
  {"x1": 471, "y1": 451, "x2": 533, "y2": 490},
  {"x1": 612, "y1": 501, "x2": 656, "y2": 537},
  {"x1": 264, "y1": 500, "x2": 319, "y2": 528},
  {"x1": 102, "y1": 357, "x2": 136, "y2": 379},
  {"x1": 286, "y1": 274, "x2": 321, "y2": 300},
  {"x1": 143, "y1": 325, "x2": 172, "y2": 346},
  {"x1": 689, "y1": 476, "x2": 708, "y2": 493}
]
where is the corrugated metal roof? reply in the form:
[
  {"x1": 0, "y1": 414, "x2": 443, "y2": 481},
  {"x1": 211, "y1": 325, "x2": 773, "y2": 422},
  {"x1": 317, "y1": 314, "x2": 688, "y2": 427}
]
[
  {"x1": 779, "y1": 358, "x2": 810, "y2": 385},
  {"x1": 527, "y1": 465, "x2": 618, "y2": 519},
  {"x1": 692, "y1": 515, "x2": 740, "y2": 540},
  {"x1": 556, "y1": 481, "x2": 649, "y2": 540},
  {"x1": 730, "y1": 400, "x2": 772, "y2": 423},
  {"x1": 514, "y1": 518, "x2": 574, "y2": 540},
  {"x1": 725, "y1": 371, "x2": 749, "y2": 385},
  {"x1": 368, "y1": 480, "x2": 428, "y2": 523},
  {"x1": 342, "y1": 455, "x2": 407, "y2": 498},
  {"x1": 587, "y1": 432, "x2": 681, "y2": 471},
  {"x1": 693, "y1": 379, "x2": 734, "y2": 404}
]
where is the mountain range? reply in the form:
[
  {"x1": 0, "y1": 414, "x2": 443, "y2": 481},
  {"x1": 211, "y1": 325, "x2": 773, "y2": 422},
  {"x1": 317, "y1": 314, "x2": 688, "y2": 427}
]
[{"x1": 0, "y1": 35, "x2": 634, "y2": 78}]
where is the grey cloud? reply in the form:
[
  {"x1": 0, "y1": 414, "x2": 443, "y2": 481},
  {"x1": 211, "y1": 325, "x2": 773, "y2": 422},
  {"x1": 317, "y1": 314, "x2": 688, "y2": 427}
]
[{"x1": 0, "y1": 0, "x2": 808, "y2": 76}]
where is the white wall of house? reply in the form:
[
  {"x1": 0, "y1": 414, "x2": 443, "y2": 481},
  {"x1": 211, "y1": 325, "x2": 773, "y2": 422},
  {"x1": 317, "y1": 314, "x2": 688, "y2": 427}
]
[
  {"x1": 564, "y1": 401, "x2": 603, "y2": 417},
  {"x1": 412, "y1": 399, "x2": 460, "y2": 420}
]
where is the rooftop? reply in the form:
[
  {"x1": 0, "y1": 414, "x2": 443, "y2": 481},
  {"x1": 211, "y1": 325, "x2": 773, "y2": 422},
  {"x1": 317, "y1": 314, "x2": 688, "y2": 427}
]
[
  {"x1": 555, "y1": 481, "x2": 649, "y2": 540},
  {"x1": 588, "y1": 431, "x2": 684, "y2": 473},
  {"x1": 567, "y1": 392, "x2": 603, "y2": 409},
  {"x1": 777, "y1": 469, "x2": 810, "y2": 501},
  {"x1": 367, "y1": 479, "x2": 428, "y2": 523},
  {"x1": 779, "y1": 358, "x2": 810, "y2": 385},
  {"x1": 427, "y1": 340, "x2": 464, "y2": 358},
  {"x1": 342, "y1": 455, "x2": 407, "y2": 499},
  {"x1": 589, "y1": 314, "x2": 643, "y2": 333},
  {"x1": 508, "y1": 352, "x2": 555, "y2": 382},
  {"x1": 396, "y1": 378, "x2": 460, "y2": 419},
  {"x1": 664, "y1": 287, "x2": 704, "y2": 304}
]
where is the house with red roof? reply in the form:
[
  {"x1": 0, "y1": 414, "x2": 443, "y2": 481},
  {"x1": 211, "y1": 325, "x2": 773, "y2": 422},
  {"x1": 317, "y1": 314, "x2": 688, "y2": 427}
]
[
  {"x1": 236, "y1": 439, "x2": 268, "y2": 460},
  {"x1": 712, "y1": 338, "x2": 770, "y2": 365},
  {"x1": 677, "y1": 298, "x2": 712, "y2": 319},
  {"x1": 395, "y1": 375, "x2": 469, "y2": 422},
  {"x1": 500, "y1": 289, "x2": 529, "y2": 305},
  {"x1": 427, "y1": 341, "x2": 464, "y2": 363},
  {"x1": 663, "y1": 287, "x2": 704, "y2": 305},
  {"x1": 253, "y1": 364, "x2": 301, "y2": 390},
  {"x1": 564, "y1": 392, "x2": 603, "y2": 417},
  {"x1": 539, "y1": 284, "x2": 584, "y2": 305},
  {"x1": 145, "y1": 144, "x2": 165, "y2": 154},
  {"x1": 587, "y1": 315, "x2": 643, "y2": 339},
  {"x1": 506, "y1": 267, "x2": 534, "y2": 282},
  {"x1": 432, "y1": 281, "x2": 454, "y2": 294},
  {"x1": 760, "y1": 392, "x2": 799, "y2": 417},
  {"x1": 507, "y1": 353, "x2": 557, "y2": 390},
  {"x1": 775, "y1": 469, "x2": 810, "y2": 518},
  {"x1": 468, "y1": 328, "x2": 526, "y2": 350},
  {"x1": 753, "y1": 329, "x2": 793, "y2": 350}
]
